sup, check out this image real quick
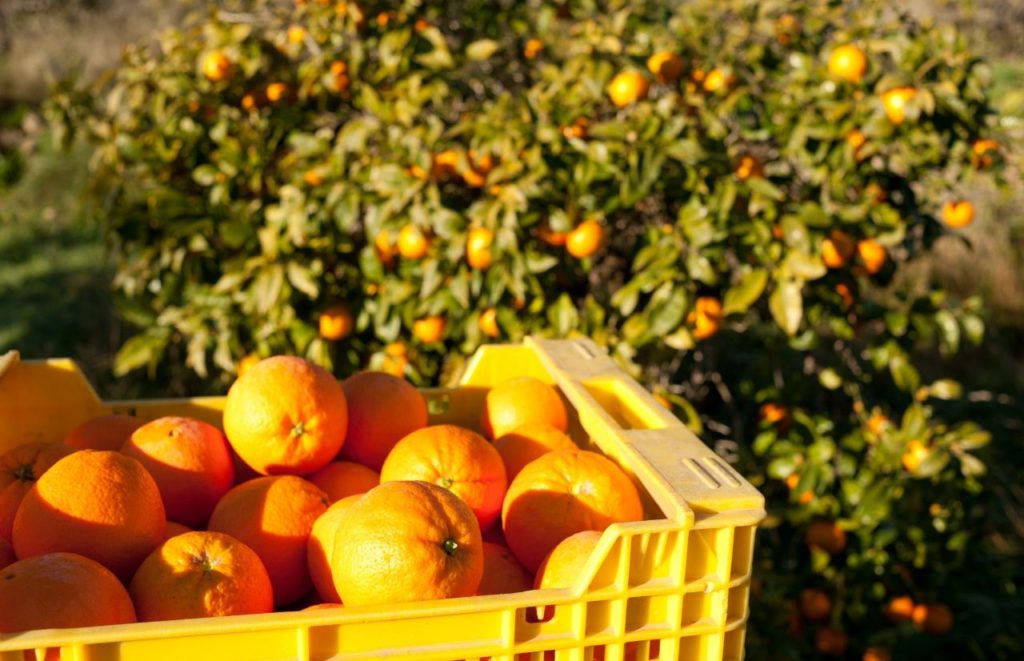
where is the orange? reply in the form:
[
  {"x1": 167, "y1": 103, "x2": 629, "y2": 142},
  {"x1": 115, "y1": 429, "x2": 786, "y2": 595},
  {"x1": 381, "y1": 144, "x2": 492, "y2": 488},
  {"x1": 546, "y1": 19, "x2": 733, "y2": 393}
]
[
  {"x1": 308, "y1": 461, "x2": 379, "y2": 503},
  {"x1": 647, "y1": 51, "x2": 684, "y2": 84},
  {"x1": 307, "y1": 495, "x2": 361, "y2": 603},
  {"x1": 0, "y1": 441, "x2": 73, "y2": 541},
  {"x1": 534, "y1": 530, "x2": 603, "y2": 589},
  {"x1": 822, "y1": 229, "x2": 855, "y2": 268},
  {"x1": 690, "y1": 296, "x2": 724, "y2": 340},
  {"x1": 759, "y1": 402, "x2": 790, "y2": 426},
  {"x1": 130, "y1": 531, "x2": 274, "y2": 621},
  {"x1": 330, "y1": 60, "x2": 350, "y2": 93},
  {"x1": 319, "y1": 304, "x2": 354, "y2": 340},
  {"x1": 0, "y1": 537, "x2": 14, "y2": 570},
  {"x1": 734, "y1": 155, "x2": 764, "y2": 180},
  {"x1": 466, "y1": 227, "x2": 495, "y2": 269},
  {"x1": 606, "y1": 71, "x2": 650, "y2": 108},
  {"x1": 566, "y1": 220, "x2": 605, "y2": 258},
  {"x1": 847, "y1": 129, "x2": 867, "y2": 158},
  {"x1": 398, "y1": 224, "x2": 430, "y2": 259},
  {"x1": 804, "y1": 520, "x2": 846, "y2": 555},
  {"x1": 971, "y1": 138, "x2": 999, "y2": 168},
  {"x1": 287, "y1": 24, "x2": 307, "y2": 44},
  {"x1": 201, "y1": 51, "x2": 232, "y2": 82},
  {"x1": 479, "y1": 308, "x2": 500, "y2": 338},
  {"x1": 835, "y1": 282, "x2": 855, "y2": 309},
  {"x1": 785, "y1": 473, "x2": 814, "y2": 505},
  {"x1": 503, "y1": 449, "x2": 643, "y2": 572},
  {"x1": 867, "y1": 413, "x2": 890, "y2": 436},
  {"x1": 375, "y1": 229, "x2": 397, "y2": 264},
  {"x1": 702, "y1": 68, "x2": 734, "y2": 93},
  {"x1": 881, "y1": 87, "x2": 916, "y2": 125},
  {"x1": 799, "y1": 588, "x2": 831, "y2": 621},
  {"x1": 480, "y1": 376, "x2": 569, "y2": 439},
  {"x1": 413, "y1": 315, "x2": 446, "y2": 344},
  {"x1": 494, "y1": 422, "x2": 577, "y2": 481},
  {"x1": 775, "y1": 14, "x2": 800, "y2": 45},
  {"x1": 865, "y1": 182, "x2": 888, "y2": 205},
  {"x1": 941, "y1": 200, "x2": 975, "y2": 229},
  {"x1": 539, "y1": 223, "x2": 569, "y2": 246},
  {"x1": 223, "y1": 355, "x2": 348, "y2": 476},
  {"x1": 64, "y1": 414, "x2": 143, "y2": 451},
  {"x1": 883, "y1": 595, "x2": 915, "y2": 622},
  {"x1": 163, "y1": 521, "x2": 193, "y2": 541},
  {"x1": 304, "y1": 603, "x2": 343, "y2": 611},
  {"x1": 237, "y1": 354, "x2": 261, "y2": 377},
  {"x1": 431, "y1": 149, "x2": 460, "y2": 179},
  {"x1": 857, "y1": 239, "x2": 887, "y2": 275},
  {"x1": 863, "y1": 647, "x2": 892, "y2": 661},
  {"x1": 208, "y1": 475, "x2": 329, "y2": 606},
  {"x1": 912, "y1": 602, "x2": 953, "y2": 635},
  {"x1": 828, "y1": 44, "x2": 867, "y2": 82},
  {"x1": 561, "y1": 117, "x2": 589, "y2": 140},
  {"x1": 902, "y1": 439, "x2": 929, "y2": 473},
  {"x1": 477, "y1": 542, "x2": 533, "y2": 595},
  {"x1": 463, "y1": 150, "x2": 496, "y2": 188},
  {"x1": 121, "y1": 417, "x2": 235, "y2": 527},
  {"x1": 814, "y1": 627, "x2": 848, "y2": 656},
  {"x1": 331, "y1": 481, "x2": 483, "y2": 606},
  {"x1": 0, "y1": 553, "x2": 136, "y2": 633},
  {"x1": 523, "y1": 38, "x2": 543, "y2": 59},
  {"x1": 339, "y1": 371, "x2": 428, "y2": 470},
  {"x1": 381, "y1": 425, "x2": 508, "y2": 530},
  {"x1": 266, "y1": 82, "x2": 290, "y2": 104},
  {"x1": 13, "y1": 450, "x2": 165, "y2": 580}
]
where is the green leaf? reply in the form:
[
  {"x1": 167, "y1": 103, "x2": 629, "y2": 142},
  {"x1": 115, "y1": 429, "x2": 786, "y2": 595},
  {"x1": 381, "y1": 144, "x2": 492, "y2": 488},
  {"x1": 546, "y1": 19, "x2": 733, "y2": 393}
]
[
  {"x1": 958, "y1": 453, "x2": 986, "y2": 478},
  {"x1": 286, "y1": 263, "x2": 319, "y2": 300},
  {"x1": 723, "y1": 269, "x2": 768, "y2": 314},
  {"x1": 113, "y1": 328, "x2": 171, "y2": 377},
  {"x1": 890, "y1": 353, "x2": 921, "y2": 393},
  {"x1": 770, "y1": 279, "x2": 803, "y2": 336},
  {"x1": 466, "y1": 39, "x2": 500, "y2": 61}
]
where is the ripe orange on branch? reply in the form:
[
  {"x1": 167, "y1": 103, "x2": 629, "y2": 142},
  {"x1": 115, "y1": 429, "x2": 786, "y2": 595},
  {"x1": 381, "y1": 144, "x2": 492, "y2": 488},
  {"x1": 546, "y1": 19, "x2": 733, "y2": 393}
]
[
  {"x1": 606, "y1": 71, "x2": 650, "y2": 108},
  {"x1": 466, "y1": 227, "x2": 495, "y2": 269},
  {"x1": 413, "y1": 315, "x2": 446, "y2": 344},
  {"x1": 881, "y1": 87, "x2": 917, "y2": 124},
  {"x1": 941, "y1": 200, "x2": 975, "y2": 229},
  {"x1": 828, "y1": 44, "x2": 867, "y2": 82},
  {"x1": 690, "y1": 296, "x2": 724, "y2": 340},
  {"x1": 566, "y1": 220, "x2": 605, "y2": 258},
  {"x1": 319, "y1": 305, "x2": 354, "y2": 341},
  {"x1": 647, "y1": 51, "x2": 684, "y2": 84}
]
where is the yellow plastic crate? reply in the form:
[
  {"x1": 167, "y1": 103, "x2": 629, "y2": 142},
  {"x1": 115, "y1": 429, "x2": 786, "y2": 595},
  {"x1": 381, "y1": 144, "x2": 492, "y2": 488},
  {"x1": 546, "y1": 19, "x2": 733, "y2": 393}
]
[{"x1": 0, "y1": 337, "x2": 764, "y2": 661}]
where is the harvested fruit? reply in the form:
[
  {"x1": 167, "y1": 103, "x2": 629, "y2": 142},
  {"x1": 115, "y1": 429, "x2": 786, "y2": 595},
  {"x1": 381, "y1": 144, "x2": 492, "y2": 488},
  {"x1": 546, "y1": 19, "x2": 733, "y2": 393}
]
[
  {"x1": 64, "y1": 414, "x2": 143, "y2": 451},
  {"x1": 480, "y1": 376, "x2": 569, "y2": 439},
  {"x1": 0, "y1": 537, "x2": 14, "y2": 570},
  {"x1": 477, "y1": 542, "x2": 533, "y2": 595},
  {"x1": 331, "y1": 481, "x2": 484, "y2": 607},
  {"x1": 381, "y1": 425, "x2": 507, "y2": 530},
  {"x1": 163, "y1": 521, "x2": 193, "y2": 541},
  {"x1": 494, "y1": 422, "x2": 577, "y2": 481},
  {"x1": 503, "y1": 449, "x2": 643, "y2": 572},
  {"x1": 307, "y1": 495, "x2": 361, "y2": 604},
  {"x1": 208, "y1": 475, "x2": 329, "y2": 606},
  {"x1": 0, "y1": 552, "x2": 137, "y2": 633},
  {"x1": 339, "y1": 371, "x2": 428, "y2": 470},
  {"x1": 0, "y1": 441, "x2": 72, "y2": 541},
  {"x1": 535, "y1": 530, "x2": 603, "y2": 589},
  {"x1": 223, "y1": 356, "x2": 348, "y2": 476},
  {"x1": 130, "y1": 531, "x2": 274, "y2": 621},
  {"x1": 308, "y1": 461, "x2": 380, "y2": 502},
  {"x1": 12, "y1": 450, "x2": 166, "y2": 580},
  {"x1": 121, "y1": 416, "x2": 234, "y2": 527}
]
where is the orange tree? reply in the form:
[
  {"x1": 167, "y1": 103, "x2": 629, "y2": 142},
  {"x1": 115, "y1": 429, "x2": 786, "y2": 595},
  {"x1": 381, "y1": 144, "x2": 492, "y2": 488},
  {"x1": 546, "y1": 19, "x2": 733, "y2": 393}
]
[{"x1": 52, "y1": 0, "x2": 1020, "y2": 657}]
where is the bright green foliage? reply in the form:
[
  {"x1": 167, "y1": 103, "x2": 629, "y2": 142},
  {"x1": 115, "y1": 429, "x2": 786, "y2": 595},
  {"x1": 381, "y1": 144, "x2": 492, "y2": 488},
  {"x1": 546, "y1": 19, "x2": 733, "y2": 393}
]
[{"x1": 54, "y1": 0, "x2": 1018, "y2": 657}]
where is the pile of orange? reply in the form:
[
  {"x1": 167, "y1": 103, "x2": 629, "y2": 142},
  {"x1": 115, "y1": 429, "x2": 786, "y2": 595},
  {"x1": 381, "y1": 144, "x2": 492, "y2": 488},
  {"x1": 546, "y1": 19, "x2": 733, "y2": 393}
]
[{"x1": 0, "y1": 357, "x2": 644, "y2": 634}]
